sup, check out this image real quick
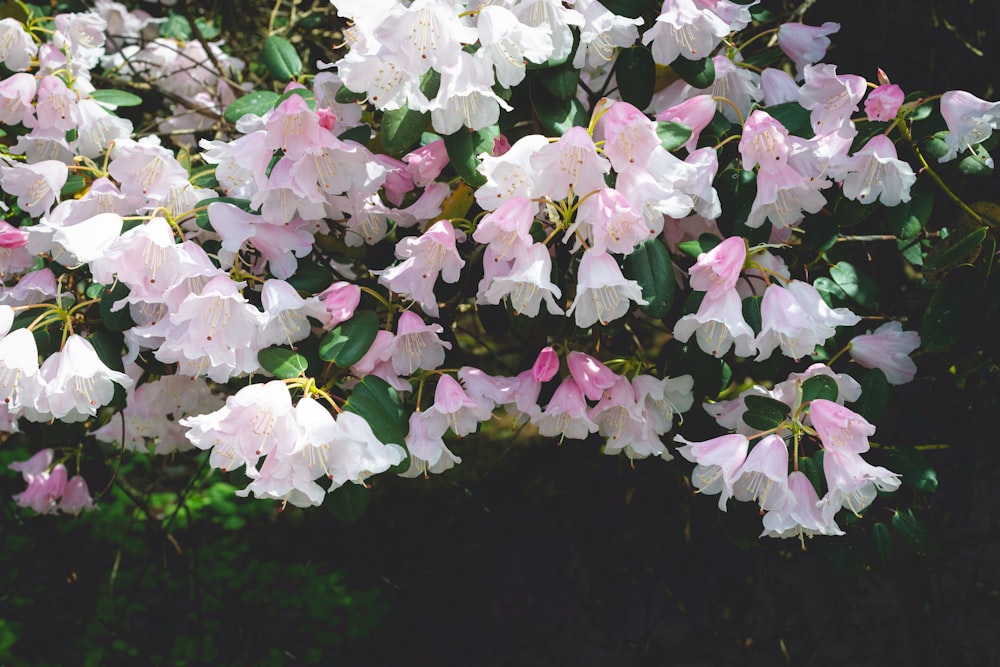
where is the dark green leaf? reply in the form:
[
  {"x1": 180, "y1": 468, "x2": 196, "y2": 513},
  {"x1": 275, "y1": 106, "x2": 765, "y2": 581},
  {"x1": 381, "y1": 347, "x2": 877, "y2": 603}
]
[
  {"x1": 656, "y1": 121, "x2": 693, "y2": 152},
  {"x1": 262, "y1": 34, "x2": 302, "y2": 82},
  {"x1": 677, "y1": 233, "x2": 722, "y2": 259},
  {"x1": 285, "y1": 262, "x2": 333, "y2": 294},
  {"x1": 797, "y1": 450, "x2": 825, "y2": 495},
  {"x1": 741, "y1": 295, "x2": 762, "y2": 335},
  {"x1": 335, "y1": 86, "x2": 367, "y2": 104},
  {"x1": 538, "y1": 62, "x2": 581, "y2": 100},
  {"x1": 529, "y1": 77, "x2": 588, "y2": 136},
  {"x1": 257, "y1": 346, "x2": 309, "y2": 379},
  {"x1": 338, "y1": 124, "x2": 371, "y2": 146},
  {"x1": 801, "y1": 215, "x2": 839, "y2": 255},
  {"x1": 921, "y1": 265, "x2": 976, "y2": 351},
  {"x1": 671, "y1": 56, "x2": 715, "y2": 89},
  {"x1": 891, "y1": 508, "x2": 933, "y2": 557},
  {"x1": 884, "y1": 446, "x2": 938, "y2": 493},
  {"x1": 0, "y1": 0, "x2": 30, "y2": 23},
  {"x1": 714, "y1": 168, "x2": 759, "y2": 239},
  {"x1": 380, "y1": 105, "x2": 430, "y2": 156},
  {"x1": 872, "y1": 522, "x2": 893, "y2": 564},
  {"x1": 832, "y1": 192, "x2": 878, "y2": 228},
  {"x1": 742, "y1": 395, "x2": 791, "y2": 431},
  {"x1": 615, "y1": 46, "x2": 655, "y2": 110},
  {"x1": 623, "y1": 238, "x2": 674, "y2": 318},
  {"x1": 813, "y1": 276, "x2": 848, "y2": 307},
  {"x1": 89, "y1": 89, "x2": 143, "y2": 108},
  {"x1": 762, "y1": 102, "x2": 812, "y2": 138},
  {"x1": 887, "y1": 181, "x2": 933, "y2": 239},
  {"x1": 193, "y1": 17, "x2": 220, "y2": 40},
  {"x1": 801, "y1": 374, "x2": 838, "y2": 404},
  {"x1": 318, "y1": 310, "x2": 379, "y2": 368},
  {"x1": 600, "y1": 0, "x2": 658, "y2": 18},
  {"x1": 922, "y1": 226, "x2": 988, "y2": 272},
  {"x1": 849, "y1": 368, "x2": 889, "y2": 423},
  {"x1": 60, "y1": 174, "x2": 86, "y2": 198},
  {"x1": 343, "y1": 375, "x2": 408, "y2": 446},
  {"x1": 327, "y1": 483, "x2": 370, "y2": 523},
  {"x1": 100, "y1": 282, "x2": 136, "y2": 332},
  {"x1": 88, "y1": 331, "x2": 126, "y2": 374},
  {"x1": 957, "y1": 144, "x2": 994, "y2": 176},
  {"x1": 443, "y1": 125, "x2": 499, "y2": 188},
  {"x1": 223, "y1": 91, "x2": 279, "y2": 124},
  {"x1": 830, "y1": 261, "x2": 879, "y2": 310}
]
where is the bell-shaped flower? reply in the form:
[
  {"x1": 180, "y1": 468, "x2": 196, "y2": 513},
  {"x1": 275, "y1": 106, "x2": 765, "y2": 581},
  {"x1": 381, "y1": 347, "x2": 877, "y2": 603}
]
[
  {"x1": 0, "y1": 160, "x2": 68, "y2": 218},
  {"x1": 24, "y1": 334, "x2": 133, "y2": 423},
  {"x1": 776, "y1": 21, "x2": 839, "y2": 79},
  {"x1": 573, "y1": 0, "x2": 643, "y2": 70},
  {"x1": 631, "y1": 373, "x2": 695, "y2": 435},
  {"x1": 939, "y1": 90, "x2": 1000, "y2": 164},
  {"x1": 760, "y1": 471, "x2": 844, "y2": 539},
  {"x1": 0, "y1": 327, "x2": 41, "y2": 411},
  {"x1": 674, "y1": 432, "x2": 749, "y2": 510},
  {"x1": 755, "y1": 280, "x2": 860, "y2": 361},
  {"x1": 739, "y1": 110, "x2": 794, "y2": 174},
  {"x1": 808, "y1": 399, "x2": 875, "y2": 454},
  {"x1": 374, "y1": 219, "x2": 465, "y2": 317},
  {"x1": 259, "y1": 279, "x2": 328, "y2": 349},
  {"x1": 688, "y1": 235, "x2": 746, "y2": 297},
  {"x1": 534, "y1": 376, "x2": 599, "y2": 441},
  {"x1": 818, "y1": 448, "x2": 900, "y2": 522},
  {"x1": 391, "y1": 311, "x2": 451, "y2": 376},
  {"x1": 13, "y1": 462, "x2": 67, "y2": 514},
  {"x1": 402, "y1": 409, "x2": 458, "y2": 476},
  {"x1": 483, "y1": 242, "x2": 564, "y2": 317},
  {"x1": 798, "y1": 64, "x2": 866, "y2": 135},
  {"x1": 673, "y1": 289, "x2": 756, "y2": 358},
  {"x1": 642, "y1": 0, "x2": 730, "y2": 64},
  {"x1": 475, "y1": 134, "x2": 548, "y2": 209},
  {"x1": 570, "y1": 187, "x2": 650, "y2": 255},
  {"x1": 566, "y1": 351, "x2": 617, "y2": 402},
  {"x1": 59, "y1": 475, "x2": 96, "y2": 515},
  {"x1": 0, "y1": 19, "x2": 38, "y2": 71},
  {"x1": 731, "y1": 434, "x2": 792, "y2": 511},
  {"x1": 832, "y1": 134, "x2": 916, "y2": 207},
  {"x1": 423, "y1": 374, "x2": 492, "y2": 438},
  {"x1": 848, "y1": 320, "x2": 920, "y2": 385},
  {"x1": 512, "y1": 0, "x2": 584, "y2": 63},
  {"x1": 745, "y1": 167, "x2": 828, "y2": 231},
  {"x1": 530, "y1": 126, "x2": 610, "y2": 202},
  {"x1": 0, "y1": 72, "x2": 37, "y2": 127},
  {"x1": 598, "y1": 101, "x2": 661, "y2": 172},
  {"x1": 865, "y1": 83, "x2": 904, "y2": 122},
  {"x1": 476, "y1": 5, "x2": 553, "y2": 88},
  {"x1": 568, "y1": 250, "x2": 647, "y2": 329},
  {"x1": 430, "y1": 51, "x2": 513, "y2": 135},
  {"x1": 472, "y1": 196, "x2": 537, "y2": 263}
]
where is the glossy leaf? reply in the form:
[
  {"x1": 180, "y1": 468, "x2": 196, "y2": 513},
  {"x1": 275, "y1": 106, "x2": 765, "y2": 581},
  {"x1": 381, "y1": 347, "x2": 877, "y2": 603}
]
[
  {"x1": 671, "y1": 56, "x2": 715, "y2": 89},
  {"x1": 286, "y1": 262, "x2": 334, "y2": 294},
  {"x1": 538, "y1": 62, "x2": 581, "y2": 100},
  {"x1": 90, "y1": 89, "x2": 143, "y2": 108},
  {"x1": 742, "y1": 395, "x2": 791, "y2": 431},
  {"x1": 262, "y1": 34, "x2": 302, "y2": 82},
  {"x1": 849, "y1": 368, "x2": 889, "y2": 423},
  {"x1": 872, "y1": 522, "x2": 893, "y2": 564},
  {"x1": 922, "y1": 225, "x2": 988, "y2": 273},
  {"x1": 343, "y1": 375, "x2": 408, "y2": 446},
  {"x1": 258, "y1": 346, "x2": 309, "y2": 379},
  {"x1": 801, "y1": 374, "x2": 838, "y2": 404},
  {"x1": 318, "y1": 310, "x2": 380, "y2": 368},
  {"x1": 885, "y1": 446, "x2": 938, "y2": 493},
  {"x1": 830, "y1": 261, "x2": 879, "y2": 310},
  {"x1": 891, "y1": 508, "x2": 933, "y2": 557},
  {"x1": 380, "y1": 104, "x2": 430, "y2": 156},
  {"x1": 762, "y1": 102, "x2": 812, "y2": 138},
  {"x1": 530, "y1": 77, "x2": 587, "y2": 136},
  {"x1": 327, "y1": 483, "x2": 370, "y2": 523},
  {"x1": 616, "y1": 46, "x2": 655, "y2": 110},
  {"x1": 159, "y1": 12, "x2": 191, "y2": 40},
  {"x1": 443, "y1": 125, "x2": 499, "y2": 188},
  {"x1": 335, "y1": 86, "x2": 367, "y2": 104},
  {"x1": 741, "y1": 295, "x2": 762, "y2": 335},
  {"x1": 623, "y1": 238, "x2": 674, "y2": 318},
  {"x1": 223, "y1": 91, "x2": 279, "y2": 124},
  {"x1": 921, "y1": 265, "x2": 976, "y2": 351},
  {"x1": 100, "y1": 282, "x2": 136, "y2": 332},
  {"x1": 677, "y1": 233, "x2": 722, "y2": 259},
  {"x1": 656, "y1": 121, "x2": 693, "y2": 152}
]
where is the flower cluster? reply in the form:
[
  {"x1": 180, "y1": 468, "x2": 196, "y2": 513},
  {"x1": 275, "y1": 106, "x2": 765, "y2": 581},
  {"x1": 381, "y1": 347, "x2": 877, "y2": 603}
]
[{"x1": 0, "y1": 0, "x2": 986, "y2": 545}]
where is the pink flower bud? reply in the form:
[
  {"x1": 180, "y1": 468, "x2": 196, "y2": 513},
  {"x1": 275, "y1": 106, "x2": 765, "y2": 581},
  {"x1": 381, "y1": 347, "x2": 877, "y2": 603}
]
[
  {"x1": 531, "y1": 347, "x2": 559, "y2": 383},
  {"x1": 865, "y1": 83, "x2": 904, "y2": 122},
  {"x1": 320, "y1": 281, "x2": 361, "y2": 328}
]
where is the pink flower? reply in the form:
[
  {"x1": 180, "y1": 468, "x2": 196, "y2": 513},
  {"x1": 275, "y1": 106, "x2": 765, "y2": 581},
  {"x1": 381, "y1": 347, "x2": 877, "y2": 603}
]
[
  {"x1": 374, "y1": 219, "x2": 465, "y2": 317},
  {"x1": 534, "y1": 377, "x2": 598, "y2": 441},
  {"x1": 938, "y1": 90, "x2": 1000, "y2": 164},
  {"x1": 808, "y1": 399, "x2": 875, "y2": 454},
  {"x1": 531, "y1": 347, "x2": 560, "y2": 383},
  {"x1": 423, "y1": 374, "x2": 491, "y2": 438},
  {"x1": 798, "y1": 64, "x2": 866, "y2": 134},
  {"x1": 739, "y1": 110, "x2": 793, "y2": 174},
  {"x1": 320, "y1": 282, "x2": 361, "y2": 328},
  {"x1": 567, "y1": 250, "x2": 647, "y2": 328},
  {"x1": 482, "y1": 243, "x2": 563, "y2": 317},
  {"x1": 567, "y1": 351, "x2": 617, "y2": 402},
  {"x1": 0, "y1": 19, "x2": 38, "y2": 71},
  {"x1": 14, "y1": 463, "x2": 67, "y2": 514},
  {"x1": 755, "y1": 280, "x2": 860, "y2": 361},
  {"x1": 848, "y1": 321, "x2": 920, "y2": 385},
  {"x1": 391, "y1": 311, "x2": 451, "y2": 376},
  {"x1": 776, "y1": 21, "x2": 839, "y2": 79},
  {"x1": 655, "y1": 94, "x2": 718, "y2": 153},
  {"x1": 530, "y1": 126, "x2": 610, "y2": 201},
  {"x1": 599, "y1": 101, "x2": 660, "y2": 172},
  {"x1": 760, "y1": 471, "x2": 845, "y2": 539},
  {"x1": 819, "y1": 448, "x2": 899, "y2": 521},
  {"x1": 688, "y1": 236, "x2": 746, "y2": 296},
  {"x1": 833, "y1": 134, "x2": 916, "y2": 207},
  {"x1": 673, "y1": 289, "x2": 756, "y2": 358},
  {"x1": 865, "y1": 83, "x2": 904, "y2": 122},
  {"x1": 60, "y1": 476, "x2": 96, "y2": 515},
  {"x1": 674, "y1": 432, "x2": 749, "y2": 510},
  {"x1": 731, "y1": 435, "x2": 792, "y2": 511},
  {"x1": 0, "y1": 160, "x2": 68, "y2": 217},
  {"x1": 403, "y1": 139, "x2": 449, "y2": 187}
]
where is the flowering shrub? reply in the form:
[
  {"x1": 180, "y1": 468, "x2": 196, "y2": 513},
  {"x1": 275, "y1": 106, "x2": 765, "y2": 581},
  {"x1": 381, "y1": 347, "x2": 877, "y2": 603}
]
[{"x1": 1, "y1": 0, "x2": 993, "y2": 558}]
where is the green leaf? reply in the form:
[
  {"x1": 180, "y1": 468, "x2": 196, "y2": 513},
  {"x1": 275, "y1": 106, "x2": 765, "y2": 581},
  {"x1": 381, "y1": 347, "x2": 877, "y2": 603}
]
[
  {"x1": 159, "y1": 12, "x2": 191, "y2": 40},
  {"x1": 957, "y1": 143, "x2": 994, "y2": 176},
  {"x1": 887, "y1": 180, "x2": 933, "y2": 240},
  {"x1": 623, "y1": 238, "x2": 674, "y2": 318},
  {"x1": 223, "y1": 91, "x2": 279, "y2": 124},
  {"x1": 338, "y1": 124, "x2": 372, "y2": 146},
  {"x1": 872, "y1": 522, "x2": 893, "y2": 564},
  {"x1": 801, "y1": 374, "x2": 838, "y2": 404},
  {"x1": 89, "y1": 89, "x2": 143, "y2": 108},
  {"x1": 741, "y1": 295, "x2": 762, "y2": 335},
  {"x1": 713, "y1": 168, "x2": 759, "y2": 240},
  {"x1": 677, "y1": 233, "x2": 722, "y2": 259},
  {"x1": 529, "y1": 77, "x2": 588, "y2": 136},
  {"x1": 380, "y1": 104, "x2": 430, "y2": 156},
  {"x1": 813, "y1": 276, "x2": 848, "y2": 307},
  {"x1": 194, "y1": 17, "x2": 220, "y2": 40},
  {"x1": 655, "y1": 121, "x2": 693, "y2": 152},
  {"x1": 327, "y1": 483, "x2": 370, "y2": 523},
  {"x1": 275, "y1": 87, "x2": 316, "y2": 111},
  {"x1": 801, "y1": 215, "x2": 839, "y2": 255},
  {"x1": 762, "y1": 102, "x2": 812, "y2": 138},
  {"x1": 797, "y1": 450, "x2": 825, "y2": 495},
  {"x1": 335, "y1": 86, "x2": 367, "y2": 104},
  {"x1": 343, "y1": 375, "x2": 408, "y2": 446},
  {"x1": 615, "y1": 46, "x2": 655, "y2": 110},
  {"x1": 285, "y1": 262, "x2": 333, "y2": 293},
  {"x1": 601, "y1": 0, "x2": 658, "y2": 18},
  {"x1": 885, "y1": 446, "x2": 938, "y2": 493},
  {"x1": 60, "y1": 174, "x2": 86, "y2": 198},
  {"x1": 318, "y1": 310, "x2": 379, "y2": 368},
  {"x1": 100, "y1": 282, "x2": 136, "y2": 332},
  {"x1": 0, "y1": 0, "x2": 30, "y2": 23},
  {"x1": 829, "y1": 261, "x2": 879, "y2": 310},
  {"x1": 922, "y1": 225, "x2": 988, "y2": 272},
  {"x1": 891, "y1": 508, "x2": 933, "y2": 557},
  {"x1": 538, "y1": 62, "x2": 581, "y2": 100},
  {"x1": 832, "y1": 192, "x2": 878, "y2": 228},
  {"x1": 88, "y1": 331, "x2": 126, "y2": 374},
  {"x1": 443, "y1": 125, "x2": 499, "y2": 188},
  {"x1": 671, "y1": 56, "x2": 715, "y2": 89},
  {"x1": 742, "y1": 395, "x2": 791, "y2": 431},
  {"x1": 849, "y1": 368, "x2": 889, "y2": 423},
  {"x1": 257, "y1": 346, "x2": 309, "y2": 379},
  {"x1": 921, "y1": 265, "x2": 976, "y2": 351},
  {"x1": 262, "y1": 35, "x2": 302, "y2": 82}
]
